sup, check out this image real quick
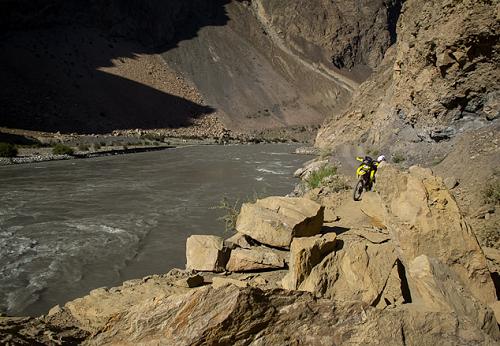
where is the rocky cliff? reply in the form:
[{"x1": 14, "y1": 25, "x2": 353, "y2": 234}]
[
  {"x1": 315, "y1": 0, "x2": 499, "y2": 247},
  {"x1": 316, "y1": 0, "x2": 499, "y2": 157},
  {"x1": 251, "y1": 0, "x2": 401, "y2": 73}
]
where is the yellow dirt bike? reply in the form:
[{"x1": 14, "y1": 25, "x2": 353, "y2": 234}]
[{"x1": 353, "y1": 156, "x2": 378, "y2": 201}]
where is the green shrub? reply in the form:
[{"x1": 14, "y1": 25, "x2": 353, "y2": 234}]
[
  {"x1": 142, "y1": 133, "x2": 165, "y2": 142},
  {"x1": 212, "y1": 197, "x2": 240, "y2": 234},
  {"x1": 0, "y1": 142, "x2": 18, "y2": 157},
  {"x1": 318, "y1": 148, "x2": 332, "y2": 160},
  {"x1": 306, "y1": 165, "x2": 338, "y2": 190},
  {"x1": 93, "y1": 143, "x2": 101, "y2": 151},
  {"x1": 483, "y1": 180, "x2": 500, "y2": 205},
  {"x1": 78, "y1": 144, "x2": 89, "y2": 151},
  {"x1": 212, "y1": 192, "x2": 263, "y2": 234},
  {"x1": 392, "y1": 152, "x2": 405, "y2": 163},
  {"x1": 52, "y1": 144, "x2": 74, "y2": 155}
]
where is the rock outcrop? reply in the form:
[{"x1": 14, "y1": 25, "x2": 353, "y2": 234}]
[
  {"x1": 84, "y1": 285, "x2": 498, "y2": 345},
  {"x1": 290, "y1": 164, "x2": 498, "y2": 337},
  {"x1": 64, "y1": 271, "x2": 193, "y2": 333},
  {"x1": 299, "y1": 230, "x2": 403, "y2": 307},
  {"x1": 314, "y1": 0, "x2": 500, "y2": 291},
  {"x1": 371, "y1": 165, "x2": 497, "y2": 305},
  {"x1": 236, "y1": 197, "x2": 324, "y2": 248}
]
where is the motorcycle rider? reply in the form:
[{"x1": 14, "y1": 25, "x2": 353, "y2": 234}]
[{"x1": 355, "y1": 154, "x2": 386, "y2": 190}]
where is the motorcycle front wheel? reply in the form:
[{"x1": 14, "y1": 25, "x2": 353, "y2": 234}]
[{"x1": 353, "y1": 179, "x2": 364, "y2": 201}]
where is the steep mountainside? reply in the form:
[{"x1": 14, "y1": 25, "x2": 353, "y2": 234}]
[
  {"x1": 316, "y1": 0, "x2": 499, "y2": 247},
  {"x1": 251, "y1": 0, "x2": 402, "y2": 73},
  {"x1": 317, "y1": 0, "x2": 499, "y2": 154},
  {"x1": 0, "y1": 0, "x2": 401, "y2": 134}
]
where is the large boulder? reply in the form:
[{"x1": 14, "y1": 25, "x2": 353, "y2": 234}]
[
  {"x1": 408, "y1": 255, "x2": 499, "y2": 338},
  {"x1": 369, "y1": 165, "x2": 497, "y2": 305},
  {"x1": 236, "y1": 197, "x2": 324, "y2": 248},
  {"x1": 282, "y1": 233, "x2": 337, "y2": 290},
  {"x1": 86, "y1": 285, "x2": 498, "y2": 345},
  {"x1": 186, "y1": 235, "x2": 229, "y2": 272},
  {"x1": 226, "y1": 247, "x2": 287, "y2": 272},
  {"x1": 298, "y1": 231, "x2": 404, "y2": 307}
]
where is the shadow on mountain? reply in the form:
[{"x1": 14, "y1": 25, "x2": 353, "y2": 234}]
[{"x1": 0, "y1": 0, "x2": 230, "y2": 134}]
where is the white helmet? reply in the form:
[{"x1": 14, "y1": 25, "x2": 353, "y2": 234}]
[{"x1": 377, "y1": 155, "x2": 386, "y2": 162}]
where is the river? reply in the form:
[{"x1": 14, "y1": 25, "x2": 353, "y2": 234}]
[{"x1": 0, "y1": 144, "x2": 308, "y2": 316}]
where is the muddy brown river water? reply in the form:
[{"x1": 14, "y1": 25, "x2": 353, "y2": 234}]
[{"x1": 0, "y1": 144, "x2": 308, "y2": 316}]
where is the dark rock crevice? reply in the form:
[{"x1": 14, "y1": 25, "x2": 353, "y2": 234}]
[
  {"x1": 386, "y1": 0, "x2": 403, "y2": 45},
  {"x1": 397, "y1": 259, "x2": 412, "y2": 303}
]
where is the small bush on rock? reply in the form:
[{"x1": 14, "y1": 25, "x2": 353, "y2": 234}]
[
  {"x1": 52, "y1": 144, "x2": 74, "y2": 155},
  {"x1": 483, "y1": 179, "x2": 500, "y2": 205},
  {"x1": 212, "y1": 193, "x2": 262, "y2": 234},
  {"x1": 212, "y1": 197, "x2": 240, "y2": 234},
  {"x1": 306, "y1": 166, "x2": 338, "y2": 190},
  {"x1": 392, "y1": 152, "x2": 405, "y2": 163},
  {"x1": 0, "y1": 143, "x2": 18, "y2": 157}
]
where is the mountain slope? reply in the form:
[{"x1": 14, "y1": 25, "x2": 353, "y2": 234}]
[{"x1": 0, "y1": 0, "x2": 401, "y2": 135}]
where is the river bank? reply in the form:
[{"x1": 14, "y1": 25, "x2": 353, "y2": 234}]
[
  {"x1": 0, "y1": 123, "x2": 319, "y2": 166},
  {"x1": 0, "y1": 145, "x2": 175, "y2": 166}
]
